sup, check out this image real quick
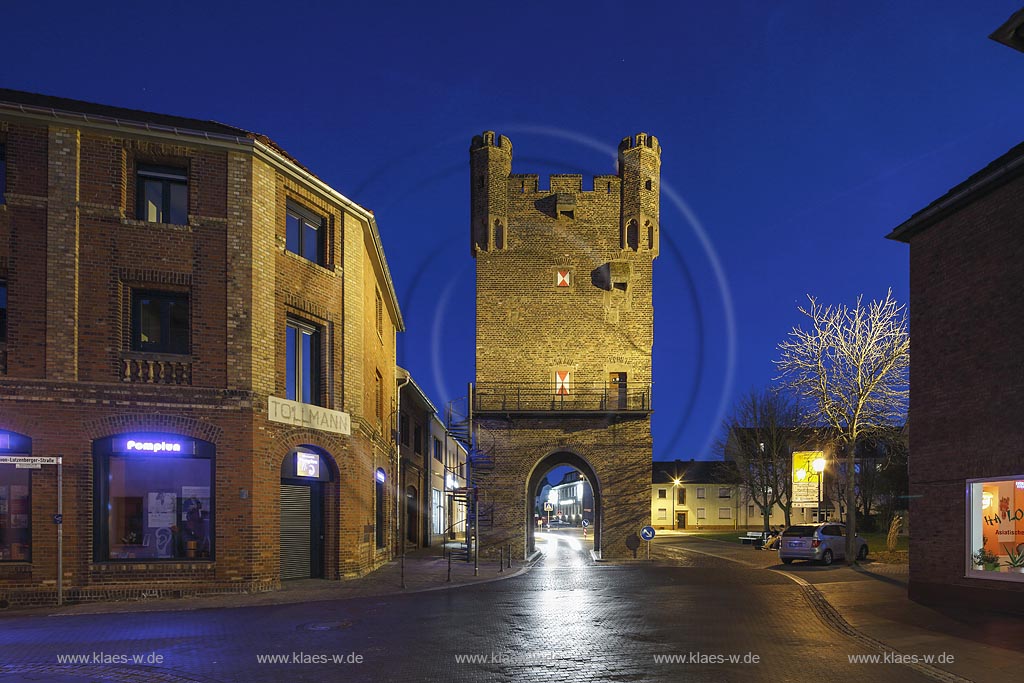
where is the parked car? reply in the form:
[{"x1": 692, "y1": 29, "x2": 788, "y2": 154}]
[{"x1": 778, "y1": 523, "x2": 868, "y2": 565}]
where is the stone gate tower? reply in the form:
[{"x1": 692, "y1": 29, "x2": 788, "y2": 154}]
[{"x1": 468, "y1": 131, "x2": 659, "y2": 559}]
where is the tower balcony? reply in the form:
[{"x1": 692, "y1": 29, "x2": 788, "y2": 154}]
[{"x1": 473, "y1": 381, "x2": 651, "y2": 416}]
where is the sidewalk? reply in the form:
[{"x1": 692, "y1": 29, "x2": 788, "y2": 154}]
[
  {"x1": 4, "y1": 546, "x2": 529, "y2": 618},
  {"x1": 659, "y1": 537, "x2": 1024, "y2": 683}
]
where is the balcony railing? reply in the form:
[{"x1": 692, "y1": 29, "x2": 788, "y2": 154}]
[
  {"x1": 121, "y1": 355, "x2": 193, "y2": 385},
  {"x1": 473, "y1": 381, "x2": 651, "y2": 413}
]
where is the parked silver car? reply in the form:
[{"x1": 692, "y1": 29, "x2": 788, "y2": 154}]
[{"x1": 778, "y1": 523, "x2": 867, "y2": 565}]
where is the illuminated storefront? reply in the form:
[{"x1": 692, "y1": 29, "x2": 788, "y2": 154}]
[
  {"x1": 0, "y1": 431, "x2": 32, "y2": 563},
  {"x1": 92, "y1": 434, "x2": 215, "y2": 562},
  {"x1": 967, "y1": 476, "x2": 1024, "y2": 580}
]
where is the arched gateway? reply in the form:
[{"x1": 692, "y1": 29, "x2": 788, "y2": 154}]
[
  {"x1": 526, "y1": 452, "x2": 602, "y2": 555},
  {"x1": 457, "y1": 131, "x2": 660, "y2": 560}
]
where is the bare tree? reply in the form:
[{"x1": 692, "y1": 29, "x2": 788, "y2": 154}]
[
  {"x1": 775, "y1": 290, "x2": 909, "y2": 563},
  {"x1": 719, "y1": 387, "x2": 801, "y2": 532}
]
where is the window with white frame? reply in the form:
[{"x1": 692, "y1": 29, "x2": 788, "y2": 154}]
[
  {"x1": 658, "y1": 489, "x2": 666, "y2": 499},
  {"x1": 696, "y1": 487, "x2": 706, "y2": 499},
  {"x1": 719, "y1": 507, "x2": 731, "y2": 519},
  {"x1": 657, "y1": 509, "x2": 667, "y2": 520},
  {"x1": 719, "y1": 487, "x2": 731, "y2": 498},
  {"x1": 696, "y1": 508, "x2": 706, "y2": 520}
]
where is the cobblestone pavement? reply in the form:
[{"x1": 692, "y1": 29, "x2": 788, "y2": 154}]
[
  {"x1": 657, "y1": 534, "x2": 1024, "y2": 683},
  {"x1": 0, "y1": 530, "x2": 939, "y2": 683}
]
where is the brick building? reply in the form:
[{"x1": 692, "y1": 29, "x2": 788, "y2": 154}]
[
  {"x1": 468, "y1": 131, "x2": 657, "y2": 560},
  {"x1": 888, "y1": 136, "x2": 1024, "y2": 611},
  {"x1": 0, "y1": 89, "x2": 403, "y2": 606},
  {"x1": 886, "y1": 10, "x2": 1024, "y2": 612}
]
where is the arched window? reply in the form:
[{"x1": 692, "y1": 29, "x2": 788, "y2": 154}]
[{"x1": 626, "y1": 220, "x2": 639, "y2": 251}]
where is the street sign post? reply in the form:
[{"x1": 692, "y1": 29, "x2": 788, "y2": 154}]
[{"x1": 640, "y1": 525, "x2": 656, "y2": 559}]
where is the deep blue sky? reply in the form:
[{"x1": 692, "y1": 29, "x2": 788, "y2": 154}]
[{"x1": 7, "y1": 1, "x2": 1024, "y2": 461}]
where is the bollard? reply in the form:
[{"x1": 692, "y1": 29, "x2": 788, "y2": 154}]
[
  {"x1": 447, "y1": 551, "x2": 452, "y2": 583},
  {"x1": 507, "y1": 544, "x2": 512, "y2": 568},
  {"x1": 499, "y1": 546, "x2": 504, "y2": 572}
]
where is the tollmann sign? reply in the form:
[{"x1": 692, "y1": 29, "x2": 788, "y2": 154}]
[{"x1": 268, "y1": 397, "x2": 351, "y2": 435}]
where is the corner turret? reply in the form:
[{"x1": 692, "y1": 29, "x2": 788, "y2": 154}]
[
  {"x1": 470, "y1": 132, "x2": 512, "y2": 256},
  {"x1": 618, "y1": 133, "x2": 661, "y2": 257}
]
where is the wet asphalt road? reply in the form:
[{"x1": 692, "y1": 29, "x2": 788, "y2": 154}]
[{"x1": 0, "y1": 529, "x2": 934, "y2": 682}]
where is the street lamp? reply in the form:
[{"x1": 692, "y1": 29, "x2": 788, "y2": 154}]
[{"x1": 812, "y1": 456, "x2": 826, "y2": 523}]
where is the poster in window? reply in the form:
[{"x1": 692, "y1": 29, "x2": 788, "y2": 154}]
[
  {"x1": 180, "y1": 486, "x2": 210, "y2": 520},
  {"x1": 147, "y1": 492, "x2": 176, "y2": 529},
  {"x1": 296, "y1": 452, "x2": 320, "y2": 478}
]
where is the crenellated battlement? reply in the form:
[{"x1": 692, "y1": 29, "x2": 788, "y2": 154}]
[
  {"x1": 617, "y1": 132, "x2": 661, "y2": 157},
  {"x1": 471, "y1": 130, "x2": 512, "y2": 152},
  {"x1": 472, "y1": 131, "x2": 660, "y2": 258},
  {"x1": 508, "y1": 174, "x2": 622, "y2": 195}
]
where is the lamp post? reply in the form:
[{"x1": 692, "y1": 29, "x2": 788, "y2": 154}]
[{"x1": 812, "y1": 456, "x2": 826, "y2": 524}]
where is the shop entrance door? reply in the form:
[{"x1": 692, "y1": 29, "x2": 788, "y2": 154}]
[{"x1": 280, "y1": 481, "x2": 324, "y2": 580}]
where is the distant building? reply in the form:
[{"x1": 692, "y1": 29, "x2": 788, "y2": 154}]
[
  {"x1": 651, "y1": 460, "x2": 788, "y2": 530},
  {"x1": 548, "y1": 471, "x2": 594, "y2": 525}
]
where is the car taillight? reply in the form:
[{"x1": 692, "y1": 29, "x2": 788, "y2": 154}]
[{"x1": 811, "y1": 539, "x2": 821, "y2": 548}]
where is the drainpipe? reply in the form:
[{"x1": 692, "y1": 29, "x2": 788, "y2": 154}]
[{"x1": 395, "y1": 367, "x2": 411, "y2": 578}]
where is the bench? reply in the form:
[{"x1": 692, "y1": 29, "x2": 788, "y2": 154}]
[{"x1": 739, "y1": 531, "x2": 766, "y2": 545}]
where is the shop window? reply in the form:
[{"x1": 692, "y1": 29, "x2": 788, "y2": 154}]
[
  {"x1": 286, "y1": 200, "x2": 325, "y2": 265},
  {"x1": 968, "y1": 476, "x2": 1024, "y2": 580},
  {"x1": 137, "y1": 164, "x2": 188, "y2": 225},
  {"x1": 132, "y1": 291, "x2": 189, "y2": 354},
  {"x1": 0, "y1": 465, "x2": 31, "y2": 562},
  {"x1": 375, "y1": 468, "x2": 386, "y2": 548},
  {"x1": 286, "y1": 318, "x2": 321, "y2": 405},
  {"x1": 0, "y1": 280, "x2": 7, "y2": 343},
  {"x1": 93, "y1": 434, "x2": 214, "y2": 562}
]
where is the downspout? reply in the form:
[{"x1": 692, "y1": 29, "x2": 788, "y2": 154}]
[{"x1": 395, "y1": 366, "x2": 411, "y2": 560}]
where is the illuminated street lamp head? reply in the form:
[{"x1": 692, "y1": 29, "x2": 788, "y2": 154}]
[
  {"x1": 672, "y1": 478, "x2": 681, "y2": 487},
  {"x1": 812, "y1": 457, "x2": 826, "y2": 474}
]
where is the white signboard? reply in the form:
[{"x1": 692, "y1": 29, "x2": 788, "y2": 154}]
[
  {"x1": 792, "y1": 482, "x2": 819, "y2": 507},
  {"x1": 0, "y1": 456, "x2": 60, "y2": 466},
  {"x1": 268, "y1": 397, "x2": 351, "y2": 435}
]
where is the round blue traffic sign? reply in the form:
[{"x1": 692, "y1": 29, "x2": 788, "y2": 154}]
[
  {"x1": 640, "y1": 525, "x2": 656, "y2": 541},
  {"x1": 581, "y1": 519, "x2": 591, "y2": 528}
]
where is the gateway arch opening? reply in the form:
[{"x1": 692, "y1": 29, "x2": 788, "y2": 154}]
[{"x1": 526, "y1": 451, "x2": 601, "y2": 558}]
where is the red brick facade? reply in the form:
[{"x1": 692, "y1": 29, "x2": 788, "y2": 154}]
[
  {"x1": 889, "y1": 144, "x2": 1024, "y2": 612},
  {"x1": 0, "y1": 91, "x2": 403, "y2": 606}
]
